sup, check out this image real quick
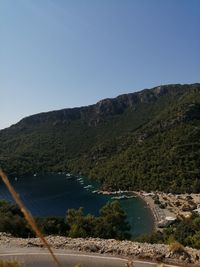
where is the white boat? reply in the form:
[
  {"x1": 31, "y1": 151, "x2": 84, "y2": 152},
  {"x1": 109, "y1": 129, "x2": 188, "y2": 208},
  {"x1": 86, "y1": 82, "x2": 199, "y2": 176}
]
[
  {"x1": 84, "y1": 185, "x2": 93, "y2": 189},
  {"x1": 111, "y1": 194, "x2": 136, "y2": 200},
  {"x1": 111, "y1": 195, "x2": 126, "y2": 200},
  {"x1": 126, "y1": 195, "x2": 136, "y2": 199}
]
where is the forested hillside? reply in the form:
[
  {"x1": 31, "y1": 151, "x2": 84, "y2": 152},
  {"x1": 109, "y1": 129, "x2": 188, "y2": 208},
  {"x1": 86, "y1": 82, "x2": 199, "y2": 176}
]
[{"x1": 0, "y1": 83, "x2": 200, "y2": 193}]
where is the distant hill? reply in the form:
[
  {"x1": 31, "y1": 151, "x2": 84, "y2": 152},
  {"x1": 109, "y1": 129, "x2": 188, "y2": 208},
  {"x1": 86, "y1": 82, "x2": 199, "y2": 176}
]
[{"x1": 1, "y1": 83, "x2": 200, "y2": 193}]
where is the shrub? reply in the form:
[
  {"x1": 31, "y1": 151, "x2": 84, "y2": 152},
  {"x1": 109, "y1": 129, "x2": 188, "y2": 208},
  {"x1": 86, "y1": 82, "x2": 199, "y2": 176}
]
[{"x1": 169, "y1": 241, "x2": 185, "y2": 254}]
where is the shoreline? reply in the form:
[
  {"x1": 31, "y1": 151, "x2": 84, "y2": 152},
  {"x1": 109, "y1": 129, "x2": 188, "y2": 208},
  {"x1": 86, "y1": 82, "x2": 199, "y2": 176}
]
[
  {"x1": 96, "y1": 189, "x2": 200, "y2": 231},
  {"x1": 132, "y1": 191, "x2": 200, "y2": 230},
  {"x1": 132, "y1": 191, "x2": 157, "y2": 231},
  {"x1": 95, "y1": 190, "x2": 156, "y2": 232}
]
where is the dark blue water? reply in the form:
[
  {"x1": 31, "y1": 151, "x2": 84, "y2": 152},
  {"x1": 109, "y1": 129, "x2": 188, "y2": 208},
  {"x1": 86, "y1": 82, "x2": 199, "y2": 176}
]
[{"x1": 0, "y1": 173, "x2": 154, "y2": 238}]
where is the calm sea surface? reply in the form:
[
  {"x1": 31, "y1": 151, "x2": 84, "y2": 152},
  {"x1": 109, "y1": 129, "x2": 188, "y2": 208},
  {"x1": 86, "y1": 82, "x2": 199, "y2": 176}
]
[{"x1": 0, "y1": 173, "x2": 154, "y2": 238}]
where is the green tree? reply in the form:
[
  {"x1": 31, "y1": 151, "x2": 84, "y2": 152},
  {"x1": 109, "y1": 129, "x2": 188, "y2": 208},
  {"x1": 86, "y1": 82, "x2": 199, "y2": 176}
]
[
  {"x1": 66, "y1": 202, "x2": 131, "y2": 240},
  {"x1": 66, "y1": 208, "x2": 96, "y2": 238},
  {"x1": 36, "y1": 217, "x2": 68, "y2": 236},
  {"x1": 96, "y1": 201, "x2": 131, "y2": 240}
]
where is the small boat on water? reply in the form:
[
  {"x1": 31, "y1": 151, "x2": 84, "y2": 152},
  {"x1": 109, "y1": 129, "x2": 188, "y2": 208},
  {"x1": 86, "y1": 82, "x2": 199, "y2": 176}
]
[
  {"x1": 84, "y1": 185, "x2": 93, "y2": 189},
  {"x1": 66, "y1": 176, "x2": 73, "y2": 180},
  {"x1": 111, "y1": 194, "x2": 136, "y2": 200},
  {"x1": 111, "y1": 195, "x2": 126, "y2": 200},
  {"x1": 126, "y1": 195, "x2": 136, "y2": 199}
]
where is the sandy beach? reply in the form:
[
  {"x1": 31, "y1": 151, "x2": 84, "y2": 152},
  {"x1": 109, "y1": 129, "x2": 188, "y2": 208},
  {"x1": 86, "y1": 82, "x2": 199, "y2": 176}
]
[
  {"x1": 133, "y1": 192, "x2": 175, "y2": 230},
  {"x1": 134, "y1": 191, "x2": 200, "y2": 230}
]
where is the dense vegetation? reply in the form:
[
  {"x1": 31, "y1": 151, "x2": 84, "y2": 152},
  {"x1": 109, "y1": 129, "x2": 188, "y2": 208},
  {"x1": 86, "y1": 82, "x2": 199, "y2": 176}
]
[
  {"x1": 0, "y1": 200, "x2": 130, "y2": 240},
  {"x1": 136, "y1": 215, "x2": 200, "y2": 249},
  {"x1": 0, "y1": 83, "x2": 200, "y2": 193}
]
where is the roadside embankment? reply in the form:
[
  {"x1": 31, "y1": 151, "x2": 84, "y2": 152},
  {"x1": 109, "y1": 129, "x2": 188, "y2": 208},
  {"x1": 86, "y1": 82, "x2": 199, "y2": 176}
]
[{"x1": 1, "y1": 233, "x2": 200, "y2": 266}]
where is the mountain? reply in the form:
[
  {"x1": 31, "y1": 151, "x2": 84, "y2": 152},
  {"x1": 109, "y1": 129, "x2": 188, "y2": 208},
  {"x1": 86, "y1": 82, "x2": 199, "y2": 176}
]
[{"x1": 0, "y1": 83, "x2": 200, "y2": 193}]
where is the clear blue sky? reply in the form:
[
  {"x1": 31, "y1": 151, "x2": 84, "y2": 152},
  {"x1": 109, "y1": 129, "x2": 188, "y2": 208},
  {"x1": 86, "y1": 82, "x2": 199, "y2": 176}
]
[{"x1": 0, "y1": 0, "x2": 199, "y2": 129}]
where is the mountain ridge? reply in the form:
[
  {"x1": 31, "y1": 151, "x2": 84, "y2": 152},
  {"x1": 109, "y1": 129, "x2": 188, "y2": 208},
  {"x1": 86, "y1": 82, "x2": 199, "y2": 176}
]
[
  {"x1": 1, "y1": 83, "x2": 200, "y2": 193},
  {"x1": 8, "y1": 83, "x2": 195, "y2": 129}
]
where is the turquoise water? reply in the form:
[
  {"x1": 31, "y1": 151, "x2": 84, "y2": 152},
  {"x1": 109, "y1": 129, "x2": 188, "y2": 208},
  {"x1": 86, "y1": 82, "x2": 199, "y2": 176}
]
[{"x1": 0, "y1": 173, "x2": 154, "y2": 238}]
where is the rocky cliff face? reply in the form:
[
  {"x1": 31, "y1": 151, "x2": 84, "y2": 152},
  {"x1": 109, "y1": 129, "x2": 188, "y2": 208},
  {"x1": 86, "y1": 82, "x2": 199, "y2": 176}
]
[{"x1": 11, "y1": 83, "x2": 192, "y2": 129}]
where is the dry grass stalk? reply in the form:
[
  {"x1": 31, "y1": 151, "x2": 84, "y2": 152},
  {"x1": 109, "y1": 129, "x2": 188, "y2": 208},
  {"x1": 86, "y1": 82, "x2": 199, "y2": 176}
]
[{"x1": 0, "y1": 169, "x2": 62, "y2": 267}]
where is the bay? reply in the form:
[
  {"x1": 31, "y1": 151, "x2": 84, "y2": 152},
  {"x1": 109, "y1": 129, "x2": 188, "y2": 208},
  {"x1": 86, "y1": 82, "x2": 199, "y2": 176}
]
[{"x1": 0, "y1": 173, "x2": 154, "y2": 238}]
